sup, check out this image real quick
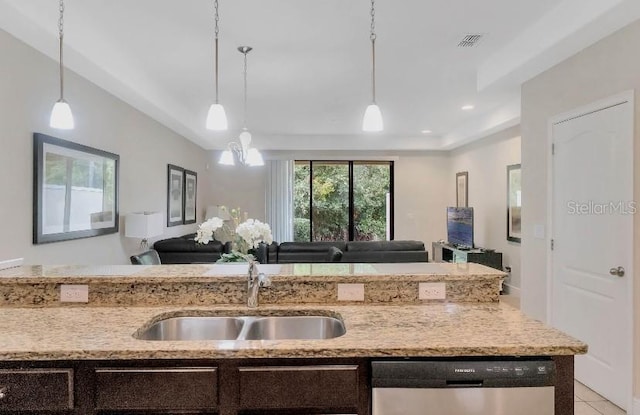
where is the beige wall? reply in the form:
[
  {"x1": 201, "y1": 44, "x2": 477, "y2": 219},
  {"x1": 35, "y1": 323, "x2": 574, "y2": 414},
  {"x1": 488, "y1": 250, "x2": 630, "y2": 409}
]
[
  {"x1": 206, "y1": 152, "x2": 268, "y2": 222},
  {"x1": 450, "y1": 126, "x2": 521, "y2": 292},
  {"x1": 520, "y1": 20, "x2": 640, "y2": 398},
  {"x1": 0, "y1": 29, "x2": 211, "y2": 265}
]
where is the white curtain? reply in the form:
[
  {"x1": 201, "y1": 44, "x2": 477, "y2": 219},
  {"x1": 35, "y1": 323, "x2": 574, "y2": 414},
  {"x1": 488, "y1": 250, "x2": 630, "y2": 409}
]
[{"x1": 265, "y1": 160, "x2": 294, "y2": 242}]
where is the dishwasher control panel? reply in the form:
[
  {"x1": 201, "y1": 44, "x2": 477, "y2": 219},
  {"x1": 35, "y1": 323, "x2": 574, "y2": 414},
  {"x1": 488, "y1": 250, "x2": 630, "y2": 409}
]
[{"x1": 372, "y1": 359, "x2": 555, "y2": 388}]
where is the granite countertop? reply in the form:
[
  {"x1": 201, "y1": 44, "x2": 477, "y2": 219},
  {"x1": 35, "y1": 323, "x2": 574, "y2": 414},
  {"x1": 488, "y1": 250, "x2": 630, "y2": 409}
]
[
  {"x1": 0, "y1": 262, "x2": 505, "y2": 284},
  {"x1": 0, "y1": 302, "x2": 587, "y2": 361}
]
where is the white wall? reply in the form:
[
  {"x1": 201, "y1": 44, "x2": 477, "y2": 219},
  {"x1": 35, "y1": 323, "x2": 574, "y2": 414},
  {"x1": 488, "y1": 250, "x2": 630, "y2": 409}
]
[
  {"x1": 520, "y1": 19, "x2": 640, "y2": 398},
  {"x1": 0, "y1": 29, "x2": 211, "y2": 265},
  {"x1": 449, "y1": 126, "x2": 521, "y2": 292}
]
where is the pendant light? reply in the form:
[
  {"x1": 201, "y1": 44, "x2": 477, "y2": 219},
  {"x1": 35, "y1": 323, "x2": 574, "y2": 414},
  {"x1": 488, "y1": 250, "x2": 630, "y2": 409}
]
[
  {"x1": 206, "y1": 0, "x2": 228, "y2": 130},
  {"x1": 218, "y1": 46, "x2": 264, "y2": 166},
  {"x1": 362, "y1": 0, "x2": 383, "y2": 132},
  {"x1": 50, "y1": 0, "x2": 74, "y2": 130}
]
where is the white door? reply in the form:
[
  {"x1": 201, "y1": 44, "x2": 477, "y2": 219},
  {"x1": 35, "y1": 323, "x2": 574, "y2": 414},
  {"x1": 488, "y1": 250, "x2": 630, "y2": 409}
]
[{"x1": 551, "y1": 96, "x2": 633, "y2": 409}]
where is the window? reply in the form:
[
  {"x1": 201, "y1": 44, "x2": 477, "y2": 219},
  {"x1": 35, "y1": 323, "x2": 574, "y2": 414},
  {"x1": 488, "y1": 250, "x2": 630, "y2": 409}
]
[{"x1": 293, "y1": 161, "x2": 394, "y2": 242}]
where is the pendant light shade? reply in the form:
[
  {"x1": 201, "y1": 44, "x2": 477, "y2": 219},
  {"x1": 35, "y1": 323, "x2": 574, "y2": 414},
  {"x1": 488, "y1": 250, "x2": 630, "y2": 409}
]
[
  {"x1": 362, "y1": 103, "x2": 383, "y2": 132},
  {"x1": 50, "y1": 99, "x2": 74, "y2": 129},
  {"x1": 219, "y1": 150, "x2": 235, "y2": 165},
  {"x1": 362, "y1": 0, "x2": 384, "y2": 132},
  {"x1": 246, "y1": 148, "x2": 264, "y2": 166},
  {"x1": 50, "y1": 0, "x2": 74, "y2": 130},
  {"x1": 206, "y1": 103, "x2": 228, "y2": 130},
  {"x1": 206, "y1": 0, "x2": 228, "y2": 130}
]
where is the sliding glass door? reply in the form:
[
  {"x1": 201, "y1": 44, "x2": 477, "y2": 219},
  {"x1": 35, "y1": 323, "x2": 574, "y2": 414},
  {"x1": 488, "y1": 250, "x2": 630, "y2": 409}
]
[{"x1": 293, "y1": 160, "x2": 394, "y2": 242}]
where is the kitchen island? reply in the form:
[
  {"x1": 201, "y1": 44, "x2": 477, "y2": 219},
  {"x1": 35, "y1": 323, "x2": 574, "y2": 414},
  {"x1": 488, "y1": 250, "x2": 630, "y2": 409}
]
[{"x1": 0, "y1": 263, "x2": 586, "y2": 414}]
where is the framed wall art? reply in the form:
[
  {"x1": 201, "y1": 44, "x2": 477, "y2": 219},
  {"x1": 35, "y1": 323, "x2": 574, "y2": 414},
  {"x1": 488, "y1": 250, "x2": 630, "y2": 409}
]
[
  {"x1": 507, "y1": 163, "x2": 522, "y2": 243},
  {"x1": 33, "y1": 133, "x2": 119, "y2": 244},
  {"x1": 183, "y1": 170, "x2": 197, "y2": 224},
  {"x1": 456, "y1": 171, "x2": 468, "y2": 207},
  {"x1": 167, "y1": 164, "x2": 184, "y2": 227}
]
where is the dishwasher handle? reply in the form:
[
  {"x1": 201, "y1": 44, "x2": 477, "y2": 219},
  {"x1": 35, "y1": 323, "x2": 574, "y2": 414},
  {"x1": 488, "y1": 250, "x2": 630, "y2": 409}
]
[{"x1": 446, "y1": 380, "x2": 484, "y2": 387}]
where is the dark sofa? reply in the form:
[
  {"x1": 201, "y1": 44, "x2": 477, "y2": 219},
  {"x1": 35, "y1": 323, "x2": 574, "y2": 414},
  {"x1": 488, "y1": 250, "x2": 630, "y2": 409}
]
[
  {"x1": 276, "y1": 240, "x2": 427, "y2": 263},
  {"x1": 153, "y1": 233, "x2": 227, "y2": 264},
  {"x1": 154, "y1": 234, "x2": 427, "y2": 264}
]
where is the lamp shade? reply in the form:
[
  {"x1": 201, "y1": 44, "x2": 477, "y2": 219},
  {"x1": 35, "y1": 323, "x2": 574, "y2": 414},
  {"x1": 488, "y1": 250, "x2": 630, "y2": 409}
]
[
  {"x1": 219, "y1": 150, "x2": 235, "y2": 165},
  {"x1": 362, "y1": 104, "x2": 383, "y2": 132},
  {"x1": 246, "y1": 148, "x2": 264, "y2": 166},
  {"x1": 50, "y1": 100, "x2": 74, "y2": 129},
  {"x1": 125, "y1": 212, "x2": 164, "y2": 239},
  {"x1": 206, "y1": 104, "x2": 228, "y2": 130}
]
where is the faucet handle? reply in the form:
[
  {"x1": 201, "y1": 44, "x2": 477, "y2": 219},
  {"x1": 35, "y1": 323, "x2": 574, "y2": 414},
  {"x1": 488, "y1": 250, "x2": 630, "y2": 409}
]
[{"x1": 258, "y1": 272, "x2": 271, "y2": 288}]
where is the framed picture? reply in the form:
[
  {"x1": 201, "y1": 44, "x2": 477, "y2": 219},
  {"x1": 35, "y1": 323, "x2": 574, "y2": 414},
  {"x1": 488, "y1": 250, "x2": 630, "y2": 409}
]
[
  {"x1": 456, "y1": 171, "x2": 468, "y2": 207},
  {"x1": 33, "y1": 133, "x2": 119, "y2": 244},
  {"x1": 183, "y1": 170, "x2": 197, "y2": 224},
  {"x1": 167, "y1": 164, "x2": 184, "y2": 227},
  {"x1": 507, "y1": 163, "x2": 522, "y2": 243}
]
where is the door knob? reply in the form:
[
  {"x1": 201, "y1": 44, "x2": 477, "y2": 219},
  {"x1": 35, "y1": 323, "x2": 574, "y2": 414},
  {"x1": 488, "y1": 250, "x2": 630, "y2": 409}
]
[
  {"x1": 0, "y1": 386, "x2": 7, "y2": 400},
  {"x1": 609, "y1": 266, "x2": 625, "y2": 277}
]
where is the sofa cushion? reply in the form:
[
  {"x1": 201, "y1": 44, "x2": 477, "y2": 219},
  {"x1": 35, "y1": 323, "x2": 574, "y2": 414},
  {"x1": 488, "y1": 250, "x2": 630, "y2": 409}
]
[
  {"x1": 154, "y1": 234, "x2": 224, "y2": 253},
  {"x1": 341, "y1": 250, "x2": 428, "y2": 263},
  {"x1": 346, "y1": 240, "x2": 424, "y2": 252},
  {"x1": 278, "y1": 241, "x2": 347, "y2": 253}
]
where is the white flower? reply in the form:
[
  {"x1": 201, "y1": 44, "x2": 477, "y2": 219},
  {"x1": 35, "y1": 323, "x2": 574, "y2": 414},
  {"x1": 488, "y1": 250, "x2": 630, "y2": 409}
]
[
  {"x1": 194, "y1": 217, "x2": 224, "y2": 244},
  {"x1": 236, "y1": 219, "x2": 273, "y2": 249}
]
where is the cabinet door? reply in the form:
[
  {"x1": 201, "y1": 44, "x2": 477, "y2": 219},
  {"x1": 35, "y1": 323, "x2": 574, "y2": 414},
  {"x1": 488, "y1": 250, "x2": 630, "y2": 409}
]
[
  {"x1": 0, "y1": 369, "x2": 73, "y2": 412},
  {"x1": 238, "y1": 365, "x2": 359, "y2": 410},
  {"x1": 95, "y1": 367, "x2": 217, "y2": 411}
]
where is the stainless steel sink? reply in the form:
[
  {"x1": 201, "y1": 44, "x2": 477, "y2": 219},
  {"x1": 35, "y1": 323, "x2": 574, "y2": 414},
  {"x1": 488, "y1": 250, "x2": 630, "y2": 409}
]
[
  {"x1": 136, "y1": 315, "x2": 346, "y2": 341},
  {"x1": 242, "y1": 316, "x2": 346, "y2": 340},
  {"x1": 136, "y1": 316, "x2": 245, "y2": 341}
]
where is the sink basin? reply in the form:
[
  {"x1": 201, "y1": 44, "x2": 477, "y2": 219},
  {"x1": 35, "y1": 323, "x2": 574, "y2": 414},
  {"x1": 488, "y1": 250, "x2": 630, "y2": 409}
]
[
  {"x1": 136, "y1": 315, "x2": 346, "y2": 341},
  {"x1": 242, "y1": 316, "x2": 346, "y2": 340},
  {"x1": 136, "y1": 316, "x2": 245, "y2": 341}
]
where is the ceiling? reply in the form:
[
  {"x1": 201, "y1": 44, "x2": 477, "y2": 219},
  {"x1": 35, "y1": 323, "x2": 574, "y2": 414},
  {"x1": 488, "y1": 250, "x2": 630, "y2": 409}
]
[{"x1": 1, "y1": 0, "x2": 639, "y2": 150}]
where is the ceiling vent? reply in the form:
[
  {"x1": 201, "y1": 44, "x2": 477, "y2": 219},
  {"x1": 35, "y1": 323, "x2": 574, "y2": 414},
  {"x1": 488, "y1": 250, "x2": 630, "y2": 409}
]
[{"x1": 457, "y1": 34, "x2": 484, "y2": 48}]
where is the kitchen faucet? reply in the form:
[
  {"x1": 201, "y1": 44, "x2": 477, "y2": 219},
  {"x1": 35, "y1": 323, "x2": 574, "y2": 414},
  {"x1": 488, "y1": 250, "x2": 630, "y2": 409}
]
[{"x1": 247, "y1": 260, "x2": 271, "y2": 308}]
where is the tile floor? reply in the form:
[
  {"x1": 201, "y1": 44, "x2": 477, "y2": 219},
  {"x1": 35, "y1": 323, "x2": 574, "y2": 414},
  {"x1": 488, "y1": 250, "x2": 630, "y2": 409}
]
[
  {"x1": 500, "y1": 295, "x2": 626, "y2": 415},
  {"x1": 574, "y1": 381, "x2": 626, "y2": 415}
]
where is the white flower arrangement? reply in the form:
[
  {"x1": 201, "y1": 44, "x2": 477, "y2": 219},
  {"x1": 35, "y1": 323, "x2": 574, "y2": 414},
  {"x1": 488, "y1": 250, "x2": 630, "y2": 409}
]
[
  {"x1": 194, "y1": 217, "x2": 224, "y2": 244},
  {"x1": 236, "y1": 219, "x2": 274, "y2": 250}
]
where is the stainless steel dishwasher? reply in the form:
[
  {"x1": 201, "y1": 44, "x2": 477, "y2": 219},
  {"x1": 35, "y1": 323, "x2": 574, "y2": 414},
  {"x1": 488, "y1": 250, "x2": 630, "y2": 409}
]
[{"x1": 372, "y1": 359, "x2": 555, "y2": 415}]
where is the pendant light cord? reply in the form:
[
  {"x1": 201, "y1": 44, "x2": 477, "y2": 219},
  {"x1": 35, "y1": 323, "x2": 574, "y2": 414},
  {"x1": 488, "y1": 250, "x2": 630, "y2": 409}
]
[
  {"x1": 370, "y1": 0, "x2": 376, "y2": 104},
  {"x1": 58, "y1": 0, "x2": 65, "y2": 101},
  {"x1": 213, "y1": 0, "x2": 220, "y2": 104},
  {"x1": 242, "y1": 48, "x2": 248, "y2": 129}
]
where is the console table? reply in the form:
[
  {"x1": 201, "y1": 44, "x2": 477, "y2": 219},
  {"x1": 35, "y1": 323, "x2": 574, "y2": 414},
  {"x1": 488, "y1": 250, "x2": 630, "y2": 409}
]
[{"x1": 431, "y1": 241, "x2": 503, "y2": 270}]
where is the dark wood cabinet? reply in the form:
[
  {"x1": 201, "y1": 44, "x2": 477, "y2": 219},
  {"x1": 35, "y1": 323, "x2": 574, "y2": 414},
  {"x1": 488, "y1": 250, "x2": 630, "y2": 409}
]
[
  {"x1": 94, "y1": 367, "x2": 218, "y2": 412},
  {"x1": 0, "y1": 359, "x2": 368, "y2": 415},
  {"x1": 238, "y1": 365, "x2": 360, "y2": 410},
  {"x1": 0, "y1": 368, "x2": 73, "y2": 412}
]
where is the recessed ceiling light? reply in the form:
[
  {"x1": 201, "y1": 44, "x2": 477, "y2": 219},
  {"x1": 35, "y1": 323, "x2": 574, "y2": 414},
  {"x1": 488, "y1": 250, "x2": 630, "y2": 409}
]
[
  {"x1": 421, "y1": 130, "x2": 432, "y2": 134},
  {"x1": 462, "y1": 105, "x2": 475, "y2": 110}
]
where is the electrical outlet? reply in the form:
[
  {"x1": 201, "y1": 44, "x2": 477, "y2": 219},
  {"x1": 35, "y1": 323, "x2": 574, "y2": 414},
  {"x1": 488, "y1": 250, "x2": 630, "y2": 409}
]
[
  {"x1": 337, "y1": 283, "x2": 365, "y2": 301},
  {"x1": 60, "y1": 285, "x2": 89, "y2": 303},
  {"x1": 418, "y1": 282, "x2": 446, "y2": 300}
]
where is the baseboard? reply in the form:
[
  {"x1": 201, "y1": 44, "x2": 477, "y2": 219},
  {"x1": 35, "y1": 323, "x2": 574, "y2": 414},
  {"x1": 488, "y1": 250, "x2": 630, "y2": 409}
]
[
  {"x1": 502, "y1": 283, "x2": 521, "y2": 296},
  {"x1": 632, "y1": 397, "x2": 640, "y2": 415}
]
